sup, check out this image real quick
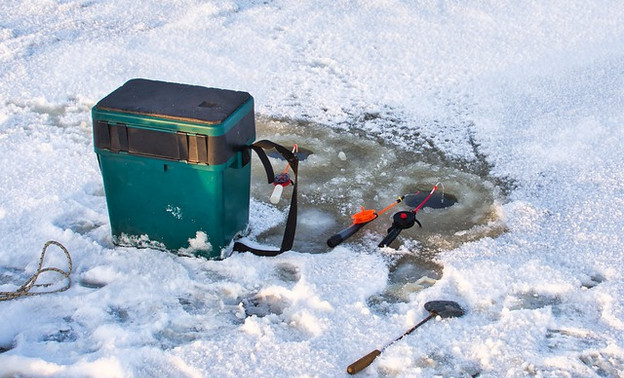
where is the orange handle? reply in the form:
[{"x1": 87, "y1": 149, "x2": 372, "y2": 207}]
[{"x1": 347, "y1": 349, "x2": 381, "y2": 375}]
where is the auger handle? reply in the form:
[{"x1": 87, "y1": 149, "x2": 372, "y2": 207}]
[
  {"x1": 347, "y1": 349, "x2": 381, "y2": 375},
  {"x1": 327, "y1": 222, "x2": 367, "y2": 248}
]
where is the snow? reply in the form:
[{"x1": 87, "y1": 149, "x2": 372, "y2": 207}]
[{"x1": 1, "y1": 0, "x2": 624, "y2": 376}]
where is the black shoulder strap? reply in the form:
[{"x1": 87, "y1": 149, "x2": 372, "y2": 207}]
[{"x1": 233, "y1": 140, "x2": 298, "y2": 256}]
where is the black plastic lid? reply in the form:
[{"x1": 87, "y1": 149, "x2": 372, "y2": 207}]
[{"x1": 95, "y1": 78, "x2": 251, "y2": 125}]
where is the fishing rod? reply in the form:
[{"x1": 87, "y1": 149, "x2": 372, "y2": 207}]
[
  {"x1": 347, "y1": 300, "x2": 465, "y2": 375},
  {"x1": 270, "y1": 144, "x2": 298, "y2": 204},
  {"x1": 378, "y1": 183, "x2": 439, "y2": 248},
  {"x1": 327, "y1": 183, "x2": 444, "y2": 248},
  {"x1": 326, "y1": 195, "x2": 407, "y2": 248}
]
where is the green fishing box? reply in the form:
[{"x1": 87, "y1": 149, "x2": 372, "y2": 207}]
[{"x1": 92, "y1": 78, "x2": 255, "y2": 259}]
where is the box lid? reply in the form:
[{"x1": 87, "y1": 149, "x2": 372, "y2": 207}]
[{"x1": 95, "y1": 78, "x2": 251, "y2": 125}]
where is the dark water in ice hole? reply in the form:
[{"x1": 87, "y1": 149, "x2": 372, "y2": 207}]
[{"x1": 251, "y1": 117, "x2": 506, "y2": 303}]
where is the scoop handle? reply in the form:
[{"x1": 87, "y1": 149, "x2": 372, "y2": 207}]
[{"x1": 347, "y1": 349, "x2": 381, "y2": 375}]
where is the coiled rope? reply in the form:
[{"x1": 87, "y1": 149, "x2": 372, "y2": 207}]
[{"x1": 0, "y1": 240, "x2": 72, "y2": 301}]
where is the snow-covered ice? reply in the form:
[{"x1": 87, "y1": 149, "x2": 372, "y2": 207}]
[{"x1": 1, "y1": 0, "x2": 623, "y2": 376}]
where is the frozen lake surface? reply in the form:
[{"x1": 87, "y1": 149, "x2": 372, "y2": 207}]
[{"x1": 1, "y1": 0, "x2": 623, "y2": 376}]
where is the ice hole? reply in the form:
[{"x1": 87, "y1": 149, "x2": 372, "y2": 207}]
[{"x1": 251, "y1": 117, "x2": 506, "y2": 301}]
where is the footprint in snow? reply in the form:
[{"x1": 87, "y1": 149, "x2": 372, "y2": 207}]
[
  {"x1": 579, "y1": 351, "x2": 624, "y2": 377},
  {"x1": 78, "y1": 277, "x2": 108, "y2": 289},
  {"x1": 581, "y1": 273, "x2": 605, "y2": 289},
  {"x1": 507, "y1": 291, "x2": 562, "y2": 314},
  {"x1": 274, "y1": 262, "x2": 301, "y2": 283},
  {"x1": 242, "y1": 291, "x2": 292, "y2": 318}
]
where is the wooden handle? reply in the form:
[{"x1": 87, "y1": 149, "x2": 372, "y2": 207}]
[{"x1": 347, "y1": 349, "x2": 381, "y2": 375}]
